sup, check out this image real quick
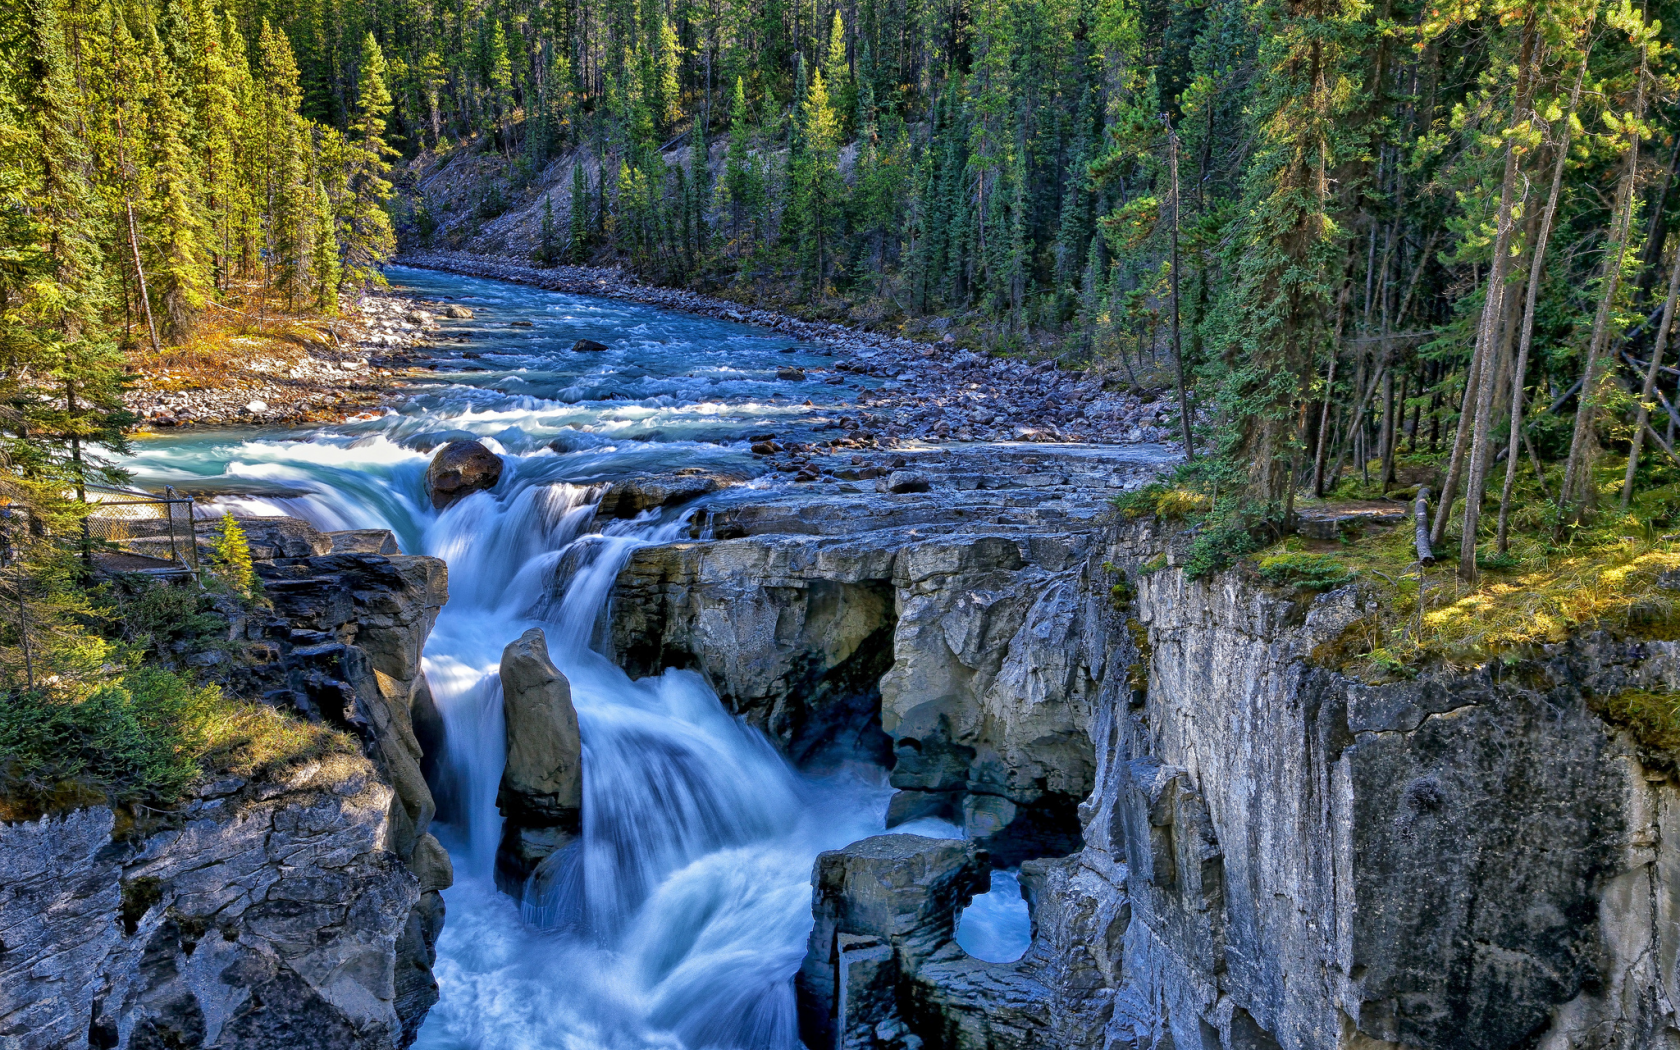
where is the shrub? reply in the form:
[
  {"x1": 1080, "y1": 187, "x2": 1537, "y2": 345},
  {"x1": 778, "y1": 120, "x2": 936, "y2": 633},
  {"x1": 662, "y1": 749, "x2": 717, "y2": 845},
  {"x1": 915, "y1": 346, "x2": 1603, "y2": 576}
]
[
  {"x1": 0, "y1": 666, "x2": 356, "y2": 816},
  {"x1": 1114, "y1": 483, "x2": 1211, "y2": 522},
  {"x1": 0, "y1": 667, "x2": 213, "y2": 808},
  {"x1": 210, "y1": 513, "x2": 255, "y2": 599},
  {"x1": 1257, "y1": 552, "x2": 1356, "y2": 591},
  {"x1": 1183, "y1": 520, "x2": 1259, "y2": 580}
]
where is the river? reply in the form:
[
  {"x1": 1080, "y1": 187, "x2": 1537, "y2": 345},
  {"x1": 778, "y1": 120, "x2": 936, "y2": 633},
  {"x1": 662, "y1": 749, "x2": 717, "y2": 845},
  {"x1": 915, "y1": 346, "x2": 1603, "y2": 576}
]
[{"x1": 117, "y1": 265, "x2": 1030, "y2": 1050}]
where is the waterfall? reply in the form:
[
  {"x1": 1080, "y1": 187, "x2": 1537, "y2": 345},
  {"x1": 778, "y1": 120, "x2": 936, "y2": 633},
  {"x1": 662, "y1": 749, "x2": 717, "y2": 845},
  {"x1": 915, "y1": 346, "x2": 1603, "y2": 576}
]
[{"x1": 116, "y1": 265, "x2": 979, "y2": 1050}]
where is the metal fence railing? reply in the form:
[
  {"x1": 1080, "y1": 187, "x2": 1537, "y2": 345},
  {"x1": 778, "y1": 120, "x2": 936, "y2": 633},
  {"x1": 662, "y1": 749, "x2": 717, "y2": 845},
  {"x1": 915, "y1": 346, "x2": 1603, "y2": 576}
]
[{"x1": 84, "y1": 485, "x2": 200, "y2": 573}]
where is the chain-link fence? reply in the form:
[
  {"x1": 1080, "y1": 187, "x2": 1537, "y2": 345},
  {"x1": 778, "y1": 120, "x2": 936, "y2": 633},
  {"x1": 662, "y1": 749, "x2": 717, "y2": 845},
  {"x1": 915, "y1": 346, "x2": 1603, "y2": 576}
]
[{"x1": 84, "y1": 485, "x2": 200, "y2": 573}]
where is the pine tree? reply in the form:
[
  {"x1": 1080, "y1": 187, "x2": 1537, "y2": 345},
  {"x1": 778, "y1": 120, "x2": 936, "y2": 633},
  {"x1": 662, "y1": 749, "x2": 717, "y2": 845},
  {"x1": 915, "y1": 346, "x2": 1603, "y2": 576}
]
[
  {"x1": 343, "y1": 32, "x2": 396, "y2": 288},
  {"x1": 0, "y1": 0, "x2": 131, "y2": 505},
  {"x1": 1213, "y1": 0, "x2": 1361, "y2": 513},
  {"x1": 568, "y1": 160, "x2": 591, "y2": 261},
  {"x1": 488, "y1": 20, "x2": 514, "y2": 155},
  {"x1": 141, "y1": 23, "x2": 211, "y2": 342},
  {"x1": 311, "y1": 175, "x2": 340, "y2": 311},
  {"x1": 720, "y1": 76, "x2": 763, "y2": 260},
  {"x1": 791, "y1": 70, "x2": 843, "y2": 290}
]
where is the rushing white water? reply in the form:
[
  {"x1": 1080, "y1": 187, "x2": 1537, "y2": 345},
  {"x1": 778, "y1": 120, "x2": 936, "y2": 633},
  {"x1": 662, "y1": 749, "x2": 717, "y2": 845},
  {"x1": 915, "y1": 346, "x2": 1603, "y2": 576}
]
[
  {"x1": 955, "y1": 870, "x2": 1033, "y2": 963},
  {"x1": 118, "y1": 266, "x2": 1014, "y2": 1050}
]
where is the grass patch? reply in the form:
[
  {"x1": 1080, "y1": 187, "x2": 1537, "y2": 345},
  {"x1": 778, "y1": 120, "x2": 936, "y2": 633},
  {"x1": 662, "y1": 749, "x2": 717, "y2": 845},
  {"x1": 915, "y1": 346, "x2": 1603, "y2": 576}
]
[
  {"x1": 1590, "y1": 688, "x2": 1680, "y2": 755},
  {"x1": 0, "y1": 666, "x2": 353, "y2": 820},
  {"x1": 1276, "y1": 503, "x2": 1680, "y2": 679}
]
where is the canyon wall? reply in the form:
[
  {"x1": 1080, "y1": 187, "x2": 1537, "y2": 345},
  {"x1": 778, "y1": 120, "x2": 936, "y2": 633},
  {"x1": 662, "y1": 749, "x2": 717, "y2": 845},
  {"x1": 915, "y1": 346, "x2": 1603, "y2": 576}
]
[
  {"x1": 0, "y1": 524, "x2": 452, "y2": 1050},
  {"x1": 613, "y1": 449, "x2": 1680, "y2": 1050}
]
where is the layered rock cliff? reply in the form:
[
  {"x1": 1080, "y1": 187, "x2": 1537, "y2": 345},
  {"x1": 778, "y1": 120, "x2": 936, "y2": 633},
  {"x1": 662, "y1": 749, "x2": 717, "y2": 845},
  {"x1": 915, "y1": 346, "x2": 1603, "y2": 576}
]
[
  {"x1": 610, "y1": 445, "x2": 1165, "y2": 864},
  {"x1": 0, "y1": 519, "x2": 452, "y2": 1050},
  {"x1": 0, "y1": 757, "x2": 418, "y2": 1050},
  {"x1": 611, "y1": 447, "x2": 1680, "y2": 1050}
]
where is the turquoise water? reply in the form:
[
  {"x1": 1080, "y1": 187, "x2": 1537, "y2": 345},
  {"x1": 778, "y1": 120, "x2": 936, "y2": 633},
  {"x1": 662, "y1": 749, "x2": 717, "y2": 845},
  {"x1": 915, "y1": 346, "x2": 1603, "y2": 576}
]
[{"x1": 116, "y1": 266, "x2": 1014, "y2": 1050}]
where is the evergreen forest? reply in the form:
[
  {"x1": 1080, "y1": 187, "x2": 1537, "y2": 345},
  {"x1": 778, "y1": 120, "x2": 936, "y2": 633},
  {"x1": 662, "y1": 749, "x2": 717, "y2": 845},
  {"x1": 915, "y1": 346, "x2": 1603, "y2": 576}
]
[{"x1": 5, "y1": 0, "x2": 1680, "y2": 725}]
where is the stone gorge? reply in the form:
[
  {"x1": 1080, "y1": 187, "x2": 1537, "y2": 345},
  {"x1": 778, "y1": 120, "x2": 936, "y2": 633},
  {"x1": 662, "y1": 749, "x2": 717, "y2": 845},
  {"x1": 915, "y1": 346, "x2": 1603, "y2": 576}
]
[{"x1": 7, "y1": 266, "x2": 1679, "y2": 1050}]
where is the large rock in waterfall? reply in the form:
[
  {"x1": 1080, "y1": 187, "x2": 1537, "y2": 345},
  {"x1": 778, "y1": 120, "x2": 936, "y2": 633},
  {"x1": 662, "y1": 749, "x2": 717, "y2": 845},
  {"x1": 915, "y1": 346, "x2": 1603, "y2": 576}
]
[
  {"x1": 495, "y1": 628, "x2": 582, "y2": 890},
  {"x1": 425, "y1": 439, "x2": 503, "y2": 509}
]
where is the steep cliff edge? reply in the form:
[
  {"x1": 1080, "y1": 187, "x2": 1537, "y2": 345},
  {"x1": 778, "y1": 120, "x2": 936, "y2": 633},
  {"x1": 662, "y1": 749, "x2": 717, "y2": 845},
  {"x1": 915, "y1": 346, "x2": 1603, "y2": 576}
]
[
  {"x1": 1073, "y1": 546, "x2": 1680, "y2": 1050},
  {"x1": 0, "y1": 519, "x2": 452, "y2": 1050},
  {"x1": 610, "y1": 454, "x2": 1680, "y2": 1050},
  {"x1": 0, "y1": 757, "x2": 417, "y2": 1050}
]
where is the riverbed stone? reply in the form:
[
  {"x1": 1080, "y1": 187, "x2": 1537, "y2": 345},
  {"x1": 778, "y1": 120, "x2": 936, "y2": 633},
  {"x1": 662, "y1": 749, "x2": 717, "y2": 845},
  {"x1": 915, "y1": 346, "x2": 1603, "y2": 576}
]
[
  {"x1": 495, "y1": 628, "x2": 582, "y2": 890},
  {"x1": 425, "y1": 439, "x2": 503, "y2": 509}
]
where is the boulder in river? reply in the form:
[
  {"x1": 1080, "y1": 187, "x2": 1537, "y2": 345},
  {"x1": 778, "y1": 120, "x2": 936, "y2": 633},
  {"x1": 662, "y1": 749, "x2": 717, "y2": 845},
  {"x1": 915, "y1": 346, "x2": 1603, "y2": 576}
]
[
  {"x1": 425, "y1": 439, "x2": 503, "y2": 509},
  {"x1": 572, "y1": 338, "x2": 609, "y2": 352},
  {"x1": 496, "y1": 628, "x2": 582, "y2": 890},
  {"x1": 777, "y1": 366, "x2": 807, "y2": 381},
  {"x1": 795, "y1": 835, "x2": 989, "y2": 1050},
  {"x1": 442, "y1": 304, "x2": 473, "y2": 318}
]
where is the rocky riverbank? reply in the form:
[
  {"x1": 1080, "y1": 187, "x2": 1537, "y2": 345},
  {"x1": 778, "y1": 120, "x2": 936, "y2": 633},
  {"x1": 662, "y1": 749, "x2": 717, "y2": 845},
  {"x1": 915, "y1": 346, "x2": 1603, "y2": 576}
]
[
  {"x1": 124, "y1": 290, "x2": 450, "y2": 429},
  {"x1": 397, "y1": 250, "x2": 1183, "y2": 449},
  {"x1": 0, "y1": 519, "x2": 452, "y2": 1050}
]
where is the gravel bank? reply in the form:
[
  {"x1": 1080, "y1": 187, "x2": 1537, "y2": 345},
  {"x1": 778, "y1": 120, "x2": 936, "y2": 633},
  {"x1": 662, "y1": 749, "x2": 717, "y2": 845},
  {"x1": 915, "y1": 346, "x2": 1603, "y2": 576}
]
[{"x1": 125, "y1": 291, "x2": 445, "y2": 429}]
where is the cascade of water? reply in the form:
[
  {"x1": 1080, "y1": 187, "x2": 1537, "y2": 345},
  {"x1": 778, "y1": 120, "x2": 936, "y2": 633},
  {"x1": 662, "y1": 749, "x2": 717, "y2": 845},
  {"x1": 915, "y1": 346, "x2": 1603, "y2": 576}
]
[{"x1": 116, "y1": 266, "x2": 999, "y2": 1050}]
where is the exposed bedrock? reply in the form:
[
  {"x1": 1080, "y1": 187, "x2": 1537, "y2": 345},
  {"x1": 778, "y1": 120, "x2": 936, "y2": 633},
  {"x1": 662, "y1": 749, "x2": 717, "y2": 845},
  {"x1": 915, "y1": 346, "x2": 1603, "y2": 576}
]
[
  {"x1": 609, "y1": 446, "x2": 1166, "y2": 861},
  {"x1": 494, "y1": 627, "x2": 582, "y2": 891},
  {"x1": 1070, "y1": 534, "x2": 1680, "y2": 1050},
  {"x1": 608, "y1": 447, "x2": 1680, "y2": 1049},
  {"x1": 0, "y1": 757, "x2": 421, "y2": 1050},
  {"x1": 0, "y1": 517, "x2": 454, "y2": 1049}
]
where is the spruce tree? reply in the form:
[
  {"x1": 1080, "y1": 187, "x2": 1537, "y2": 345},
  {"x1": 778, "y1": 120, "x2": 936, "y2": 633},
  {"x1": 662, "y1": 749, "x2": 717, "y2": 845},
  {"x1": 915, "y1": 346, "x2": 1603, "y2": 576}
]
[
  {"x1": 791, "y1": 70, "x2": 843, "y2": 291},
  {"x1": 568, "y1": 160, "x2": 591, "y2": 261},
  {"x1": 344, "y1": 32, "x2": 396, "y2": 288},
  {"x1": 141, "y1": 23, "x2": 211, "y2": 342}
]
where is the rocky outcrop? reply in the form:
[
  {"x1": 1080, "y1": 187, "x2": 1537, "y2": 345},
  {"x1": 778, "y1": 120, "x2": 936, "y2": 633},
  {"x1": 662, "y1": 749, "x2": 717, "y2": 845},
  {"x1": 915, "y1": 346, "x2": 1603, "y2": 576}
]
[
  {"x1": 1020, "y1": 526, "x2": 1680, "y2": 1050},
  {"x1": 605, "y1": 443, "x2": 1680, "y2": 1050},
  {"x1": 425, "y1": 439, "x2": 503, "y2": 509},
  {"x1": 796, "y1": 835, "x2": 1092, "y2": 1050},
  {"x1": 592, "y1": 471, "x2": 726, "y2": 524},
  {"x1": 245, "y1": 530, "x2": 452, "y2": 1038},
  {"x1": 796, "y1": 835, "x2": 992, "y2": 1049},
  {"x1": 609, "y1": 446, "x2": 1161, "y2": 860},
  {"x1": 0, "y1": 756, "x2": 419, "y2": 1050},
  {"x1": 495, "y1": 628, "x2": 582, "y2": 890}
]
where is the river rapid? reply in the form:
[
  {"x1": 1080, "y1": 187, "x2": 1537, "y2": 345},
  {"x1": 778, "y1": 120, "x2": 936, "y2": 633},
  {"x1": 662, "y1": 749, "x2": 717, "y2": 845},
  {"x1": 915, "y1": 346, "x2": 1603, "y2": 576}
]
[{"x1": 117, "y1": 266, "x2": 1028, "y2": 1049}]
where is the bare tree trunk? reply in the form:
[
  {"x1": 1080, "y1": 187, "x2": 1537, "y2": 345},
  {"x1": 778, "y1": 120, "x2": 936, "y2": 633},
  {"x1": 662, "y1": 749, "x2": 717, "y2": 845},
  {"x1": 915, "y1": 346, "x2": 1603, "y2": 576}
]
[
  {"x1": 1458, "y1": 15, "x2": 1538, "y2": 581},
  {"x1": 125, "y1": 198, "x2": 161, "y2": 355},
  {"x1": 1559, "y1": 34, "x2": 1648, "y2": 526},
  {"x1": 1621, "y1": 236, "x2": 1680, "y2": 511},
  {"x1": 1167, "y1": 125, "x2": 1194, "y2": 458},
  {"x1": 1498, "y1": 52, "x2": 1588, "y2": 550}
]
